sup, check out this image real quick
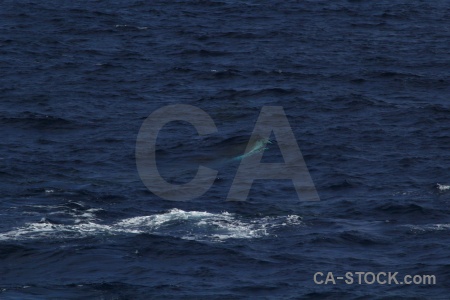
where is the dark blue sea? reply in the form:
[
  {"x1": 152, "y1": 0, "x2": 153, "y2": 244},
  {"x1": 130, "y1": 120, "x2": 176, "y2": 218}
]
[{"x1": 1, "y1": 0, "x2": 450, "y2": 299}]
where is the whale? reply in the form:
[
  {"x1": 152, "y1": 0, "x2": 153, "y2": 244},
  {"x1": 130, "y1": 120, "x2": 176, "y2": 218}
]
[
  {"x1": 152, "y1": 134, "x2": 273, "y2": 185},
  {"x1": 189, "y1": 134, "x2": 272, "y2": 167},
  {"x1": 227, "y1": 135, "x2": 272, "y2": 161}
]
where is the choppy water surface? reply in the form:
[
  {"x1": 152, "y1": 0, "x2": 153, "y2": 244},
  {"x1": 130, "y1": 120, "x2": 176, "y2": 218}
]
[{"x1": 1, "y1": 0, "x2": 450, "y2": 299}]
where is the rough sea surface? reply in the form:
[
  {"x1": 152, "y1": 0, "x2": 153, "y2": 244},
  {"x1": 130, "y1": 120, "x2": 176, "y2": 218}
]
[{"x1": 1, "y1": 0, "x2": 450, "y2": 299}]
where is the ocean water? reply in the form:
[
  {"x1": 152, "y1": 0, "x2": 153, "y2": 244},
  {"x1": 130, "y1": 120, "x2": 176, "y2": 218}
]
[{"x1": 1, "y1": 0, "x2": 450, "y2": 299}]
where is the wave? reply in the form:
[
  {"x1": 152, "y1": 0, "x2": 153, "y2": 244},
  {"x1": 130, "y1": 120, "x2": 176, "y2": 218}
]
[
  {"x1": 437, "y1": 183, "x2": 450, "y2": 191},
  {"x1": 403, "y1": 223, "x2": 450, "y2": 233},
  {"x1": 0, "y1": 112, "x2": 75, "y2": 130},
  {"x1": 0, "y1": 209, "x2": 302, "y2": 243}
]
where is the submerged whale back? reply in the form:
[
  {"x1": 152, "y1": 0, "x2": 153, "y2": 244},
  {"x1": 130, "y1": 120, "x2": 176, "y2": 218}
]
[{"x1": 183, "y1": 135, "x2": 272, "y2": 168}]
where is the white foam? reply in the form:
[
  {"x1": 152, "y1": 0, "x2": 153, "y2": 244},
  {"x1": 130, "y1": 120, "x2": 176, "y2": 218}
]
[
  {"x1": 404, "y1": 223, "x2": 450, "y2": 233},
  {"x1": 115, "y1": 24, "x2": 148, "y2": 30},
  {"x1": 437, "y1": 183, "x2": 450, "y2": 191},
  {"x1": 0, "y1": 209, "x2": 303, "y2": 243}
]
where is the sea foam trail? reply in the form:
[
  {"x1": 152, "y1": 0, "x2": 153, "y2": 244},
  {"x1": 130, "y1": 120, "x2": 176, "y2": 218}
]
[{"x1": 0, "y1": 209, "x2": 302, "y2": 242}]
